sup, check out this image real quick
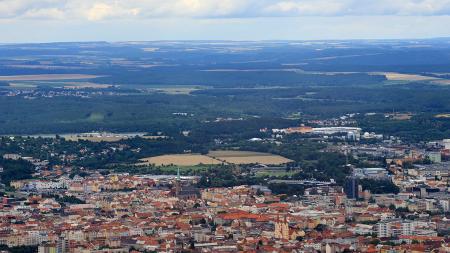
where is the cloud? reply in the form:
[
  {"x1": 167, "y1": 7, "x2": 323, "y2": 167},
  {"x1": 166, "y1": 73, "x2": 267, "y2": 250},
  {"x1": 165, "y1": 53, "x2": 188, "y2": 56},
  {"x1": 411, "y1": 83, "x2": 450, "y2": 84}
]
[
  {"x1": 82, "y1": 2, "x2": 140, "y2": 21},
  {"x1": 263, "y1": 0, "x2": 346, "y2": 16},
  {"x1": 1, "y1": 0, "x2": 450, "y2": 21}
]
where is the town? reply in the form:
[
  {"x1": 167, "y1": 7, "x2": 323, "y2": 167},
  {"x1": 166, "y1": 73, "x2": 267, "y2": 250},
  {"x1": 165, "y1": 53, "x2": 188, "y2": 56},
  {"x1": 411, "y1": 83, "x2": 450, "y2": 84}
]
[
  {"x1": 1, "y1": 20, "x2": 450, "y2": 252},
  {"x1": 0, "y1": 116, "x2": 448, "y2": 252}
]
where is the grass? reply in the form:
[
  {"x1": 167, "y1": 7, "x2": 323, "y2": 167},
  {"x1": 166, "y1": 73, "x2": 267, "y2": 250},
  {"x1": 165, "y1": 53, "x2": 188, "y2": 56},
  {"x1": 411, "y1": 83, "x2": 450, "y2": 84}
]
[
  {"x1": 156, "y1": 165, "x2": 211, "y2": 174},
  {"x1": 254, "y1": 170, "x2": 297, "y2": 178},
  {"x1": 138, "y1": 151, "x2": 293, "y2": 166},
  {"x1": 208, "y1": 150, "x2": 293, "y2": 165},
  {"x1": 0, "y1": 74, "x2": 101, "y2": 81},
  {"x1": 137, "y1": 154, "x2": 223, "y2": 166}
]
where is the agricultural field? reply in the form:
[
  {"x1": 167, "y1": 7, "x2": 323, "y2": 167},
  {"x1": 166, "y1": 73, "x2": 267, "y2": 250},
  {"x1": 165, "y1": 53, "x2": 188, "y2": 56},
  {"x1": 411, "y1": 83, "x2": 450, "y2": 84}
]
[
  {"x1": 435, "y1": 114, "x2": 450, "y2": 118},
  {"x1": 137, "y1": 150, "x2": 293, "y2": 166},
  {"x1": 63, "y1": 132, "x2": 145, "y2": 142},
  {"x1": 0, "y1": 74, "x2": 101, "y2": 81},
  {"x1": 137, "y1": 154, "x2": 223, "y2": 166},
  {"x1": 377, "y1": 72, "x2": 438, "y2": 82},
  {"x1": 208, "y1": 150, "x2": 293, "y2": 165}
]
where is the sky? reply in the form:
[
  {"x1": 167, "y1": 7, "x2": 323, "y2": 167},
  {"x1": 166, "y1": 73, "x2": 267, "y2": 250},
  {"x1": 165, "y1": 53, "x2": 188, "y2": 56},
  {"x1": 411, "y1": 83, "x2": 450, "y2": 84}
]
[{"x1": 1, "y1": 0, "x2": 450, "y2": 42}]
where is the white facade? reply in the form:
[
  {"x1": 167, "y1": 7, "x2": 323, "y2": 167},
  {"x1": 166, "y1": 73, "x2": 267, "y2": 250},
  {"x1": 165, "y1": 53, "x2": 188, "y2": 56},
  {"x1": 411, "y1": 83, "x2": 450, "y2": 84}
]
[{"x1": 443, "y1": 139, "x2": 450, "y2": 150}]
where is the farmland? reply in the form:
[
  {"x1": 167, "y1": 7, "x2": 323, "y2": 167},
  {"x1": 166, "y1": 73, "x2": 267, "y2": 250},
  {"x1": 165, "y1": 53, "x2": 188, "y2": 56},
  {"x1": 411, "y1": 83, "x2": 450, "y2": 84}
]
[
  {"x1": 378, "y1": 72, "x2": 438, "y2": 82},
  {"x1": 208, "y1": 150, "x2": 293, "y2": 165},
  {"x1": 137, "y1": 151, "x2": 293, "y2": 166},
  {"x1": 0, "y1": 74, "x2": 101, "y2": 81},
  {"x1": 137, "y1": 154, "x2": 223, "y2": 166}
]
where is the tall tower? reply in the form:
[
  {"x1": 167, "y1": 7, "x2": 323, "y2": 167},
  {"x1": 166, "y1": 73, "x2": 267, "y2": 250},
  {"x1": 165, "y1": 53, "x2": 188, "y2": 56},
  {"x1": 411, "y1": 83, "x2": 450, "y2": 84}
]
[
  {"x1": 274, "y1": 216, "x2": 289, "y2": 240},
  {"x1": 175, "y1": 168, "x2": 181, "y2": 196},
  {"x1": 345, "y1": 177, "x2": 358, "y2": 199}
]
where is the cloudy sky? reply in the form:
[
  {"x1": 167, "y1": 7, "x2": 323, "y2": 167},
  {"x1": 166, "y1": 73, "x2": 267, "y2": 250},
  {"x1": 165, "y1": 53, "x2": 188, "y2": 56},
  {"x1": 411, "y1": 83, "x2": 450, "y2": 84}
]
[{"x1": 1, "y1": 0, "x2": 450, "y2": 42}]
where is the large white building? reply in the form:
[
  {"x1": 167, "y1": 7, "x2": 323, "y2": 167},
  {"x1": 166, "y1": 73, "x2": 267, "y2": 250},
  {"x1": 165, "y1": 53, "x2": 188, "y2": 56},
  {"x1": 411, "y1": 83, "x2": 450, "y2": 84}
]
[
  {"x1": 377, "y1": 220, "x2": 415, "y2": 237},
  {"x1": 443, "y1": 139, "x2": 450, "y2": 150},
  {"x1": 312, "y1": 127, "x2": 362, "y2": 135},
  {"x1": 353, "y1": 168, "x2": 388, "y2": 179}
]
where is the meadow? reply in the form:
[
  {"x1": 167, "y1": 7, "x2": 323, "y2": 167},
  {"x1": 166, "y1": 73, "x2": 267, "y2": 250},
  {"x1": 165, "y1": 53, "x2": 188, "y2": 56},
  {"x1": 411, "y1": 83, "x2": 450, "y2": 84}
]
[
  {"x1": 137, "y1": 154, "x2": 223, "y2": 166},
  {"x1": 138, "y1": 151, "x2": 293, "y2": 167},
  {"x1": 208, "y1": 150, "x2": 293, "y2": 165}
]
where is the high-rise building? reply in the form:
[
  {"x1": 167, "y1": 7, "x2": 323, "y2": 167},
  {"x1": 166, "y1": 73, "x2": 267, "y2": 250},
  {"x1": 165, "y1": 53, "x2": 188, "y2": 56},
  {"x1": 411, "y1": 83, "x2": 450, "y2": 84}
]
[
  {"x1": 377, "y1": 222, "x2": 391, "y2": 238},
  {"x1": 344, "y1": 177, "x2": 358, "y2": 199},
  {"x1": 56, "y1": 236, "x2": 68, "y2": 253}
]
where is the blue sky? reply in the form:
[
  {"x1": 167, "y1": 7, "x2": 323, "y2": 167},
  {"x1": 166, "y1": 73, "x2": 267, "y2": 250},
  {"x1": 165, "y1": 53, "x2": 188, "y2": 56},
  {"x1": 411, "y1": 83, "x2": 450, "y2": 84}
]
[{"x1": 1, "y1": 0, "x2": 450, "y2": 42}]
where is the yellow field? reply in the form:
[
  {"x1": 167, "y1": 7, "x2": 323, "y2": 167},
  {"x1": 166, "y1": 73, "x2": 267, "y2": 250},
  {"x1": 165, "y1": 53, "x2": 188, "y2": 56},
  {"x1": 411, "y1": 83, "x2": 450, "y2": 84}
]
[
  {"x1": 138, "y1": 154, "x2": 223, "y2": 166},
  {"x1": 376, "y1": 72, "x2": 438, "y2": 81},
  {"x1": 208, "y1": 150, "x2": 293, "y2": 165},
  {"x1": 138, "y1": 150, "x2": 293, "y2": 167},
  {"x1": 0, "y1": 74, "x2": 101, "y2": 81},
  {"x1": 435, "y1": 114, "x2": 450, "y2": 118}
]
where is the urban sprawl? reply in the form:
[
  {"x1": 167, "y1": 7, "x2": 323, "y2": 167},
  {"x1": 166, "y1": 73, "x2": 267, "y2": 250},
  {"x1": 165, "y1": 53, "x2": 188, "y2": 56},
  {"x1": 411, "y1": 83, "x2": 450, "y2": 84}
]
[{"x1": 0, "y1": 117, "x2": 449, "y2": 253}]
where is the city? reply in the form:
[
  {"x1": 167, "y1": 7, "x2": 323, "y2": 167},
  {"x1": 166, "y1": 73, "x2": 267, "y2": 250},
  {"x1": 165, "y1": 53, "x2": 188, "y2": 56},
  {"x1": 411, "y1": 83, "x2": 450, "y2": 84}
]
[{"x1": 1, "y1": 1, "x2": 450, "y2": 252}]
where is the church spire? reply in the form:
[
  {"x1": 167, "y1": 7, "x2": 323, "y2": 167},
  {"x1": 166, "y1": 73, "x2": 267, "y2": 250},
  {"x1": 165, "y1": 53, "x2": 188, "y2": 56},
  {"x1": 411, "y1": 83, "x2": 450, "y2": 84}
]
[{"x1": 175, "y1": 167, "x2": 181, "y2": 197}]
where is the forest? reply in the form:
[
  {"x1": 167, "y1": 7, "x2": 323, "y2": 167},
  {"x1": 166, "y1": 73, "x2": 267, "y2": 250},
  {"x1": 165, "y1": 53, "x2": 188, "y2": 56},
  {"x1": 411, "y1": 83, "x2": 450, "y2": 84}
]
[{"x1": 1, "y1": 83, "x2": 450, "y2": 142}]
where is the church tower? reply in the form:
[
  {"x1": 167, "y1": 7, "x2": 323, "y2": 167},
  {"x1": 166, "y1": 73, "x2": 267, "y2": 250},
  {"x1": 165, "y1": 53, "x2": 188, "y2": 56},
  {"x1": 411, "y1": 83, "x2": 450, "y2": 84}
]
[
  {"x1": 175, "y1": 167, "x2": 181, "y2": 196},
  {"x1": 274, "y1": 216, "x2": 289, "y2": 240}
]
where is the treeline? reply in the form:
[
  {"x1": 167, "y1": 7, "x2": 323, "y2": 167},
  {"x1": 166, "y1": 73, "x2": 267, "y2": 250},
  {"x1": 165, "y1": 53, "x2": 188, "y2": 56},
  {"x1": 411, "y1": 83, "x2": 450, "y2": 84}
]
[
  {"x1": 357, "y1": 114, "x2": 450, "y2": 142},
  {"x1": 1, "y1": 83, "x2": 450, "y2": 135},
  {"x1": 197, "y1": 166, "x2": 263, "y2": 188},
  {"x1": 0, "y1": 157, "x2": 34, "y2": 185},
  {"x1": 0, "y1": 245, "x2": 38, "y2": 253},
  {"x1": 93, "y1": 68, "x2": 387, "y2": 88}
]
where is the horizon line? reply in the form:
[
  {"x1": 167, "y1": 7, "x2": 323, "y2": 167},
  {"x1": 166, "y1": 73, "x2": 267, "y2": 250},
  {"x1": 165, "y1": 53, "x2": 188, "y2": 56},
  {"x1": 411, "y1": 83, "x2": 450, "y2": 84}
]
[{"x1": 1, "y1": 36, "x2": 450, "y2": 45}]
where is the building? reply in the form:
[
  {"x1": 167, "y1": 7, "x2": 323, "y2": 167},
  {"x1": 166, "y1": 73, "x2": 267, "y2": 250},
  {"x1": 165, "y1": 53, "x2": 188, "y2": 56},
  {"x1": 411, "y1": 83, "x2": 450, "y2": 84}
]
[
  {"x1": 344, "y1": 177, "x2": 358, "y2": 199},
  {"x1": 38, "y1": 243, "x2": 57, "y2": 253},
  {"x1": 353, "y1": 168, "x2": 388, "y2": 179},
  {"x1": 312, "y1": 127, "x2": 362, "y2": 135},
  {"x1": 377, "y1": 220, "x2": 416, "y2": 238},
  {"x1": 443, "y1": 139, "x2": 450, "y2": 150},
  {"x1": 426, "y1": 152, "x2": 442, "y2": 163},
  {"x1": 274, "y1": 216, "x2": 304, "y2": 241},
  {"x1": 56, "y1": 236, "x2": 68, "y2": 253},
  {"x1": 2, "y1": 154, "x2": 21, "y2": 160},
  {"x1": 285, "y1": 126, "x2": 313, "y2": 134}
]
